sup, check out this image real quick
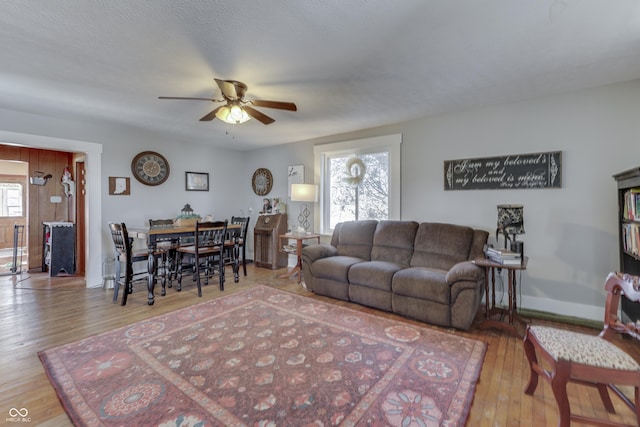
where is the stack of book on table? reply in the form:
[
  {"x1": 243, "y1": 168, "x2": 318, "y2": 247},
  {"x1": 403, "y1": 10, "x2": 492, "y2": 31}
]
[{"x1": 486, "y1": 246, "x2": 522, "y2": 265}]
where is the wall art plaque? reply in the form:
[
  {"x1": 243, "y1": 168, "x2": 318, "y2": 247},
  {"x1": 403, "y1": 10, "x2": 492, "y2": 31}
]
[{"x1": 444, "y1": 151, "x2": 561, "y2": 190}]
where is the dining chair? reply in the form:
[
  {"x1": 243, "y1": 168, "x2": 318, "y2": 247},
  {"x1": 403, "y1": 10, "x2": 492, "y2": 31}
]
[
  {"x1": 148, "y1": 218, "x2": 179, "y2": 291},
  {"x1": 176, "y1": 220, "x2": 228, "y2": 296},
  {"x1": 230, "y1": 216, "x2": 250, "y2": 276},
  {"x1": 108, "y1": 222, "x2": 148, "y2": 306},
  {"x1": 523, "y1": 272, "x2": 640, "y2": 427}
]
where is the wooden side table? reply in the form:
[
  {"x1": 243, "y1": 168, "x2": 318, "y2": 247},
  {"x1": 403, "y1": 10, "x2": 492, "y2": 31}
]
[
  {"x1": 278, "y1": 233, "x2": 321, "y2": 283},
  {"x1": 474, "y1": 256, "x2": 528, "y2": 336}
]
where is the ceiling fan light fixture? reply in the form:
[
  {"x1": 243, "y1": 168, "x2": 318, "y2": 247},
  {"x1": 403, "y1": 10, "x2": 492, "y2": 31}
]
[
  {"x1": 159, "y1": 78, "x2": 296, "y2": 125},
  {"x1": 215, "y1": 103, "x2": 251, "y2": 124}
]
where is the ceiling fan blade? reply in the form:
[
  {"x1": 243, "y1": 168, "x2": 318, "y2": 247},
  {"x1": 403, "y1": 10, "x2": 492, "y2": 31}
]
[
  {"x1": 158, "y1": 96, "x2": 220, "y2": 101},
  {"x1": 214, "y1": 78, "x2": 248, "y2": 100},
  {"x1": 243, "y1": 106, "x2": 275, "y2": 125},
  {"x1": 199, "y1": 106, "x2": 223, "y2": 121},
  {"x1": 250, "y1": 99, "x2": 297, "y2": 111}
]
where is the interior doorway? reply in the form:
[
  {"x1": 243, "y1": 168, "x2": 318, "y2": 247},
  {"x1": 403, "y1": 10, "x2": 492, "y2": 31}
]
[
  {"x1": 0, "y1": 160, "x2": 28, "y2": 275},
  {"x1": 74, "y1": 161, "x2": 86, "y2": 275}
]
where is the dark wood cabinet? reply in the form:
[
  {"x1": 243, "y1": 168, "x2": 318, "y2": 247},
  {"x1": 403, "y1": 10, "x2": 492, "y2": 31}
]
[
  {"x1": 254, "y1": 214, "x2": 288, "y2": 269},
  {"x1": 613, "y1": 167, "x2": 640, "y2": 322},
  {"x1": 42, "y1": 221, "x2": 75, "y2": 276}
]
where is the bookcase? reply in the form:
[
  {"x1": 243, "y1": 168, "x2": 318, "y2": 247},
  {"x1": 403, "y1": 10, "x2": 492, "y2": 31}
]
[{"x1": 613, "y1": 167, "x2": 640, "y2": 322}]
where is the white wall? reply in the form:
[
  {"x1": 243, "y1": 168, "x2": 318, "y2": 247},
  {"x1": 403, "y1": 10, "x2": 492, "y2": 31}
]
[
  {"x1": 249, "y1": 79, "x2": 640, "y2": 321},
  {"x1": 0, "y1": 110, "x2": 248, "y2": 288},
  {"x1": 2, "y1": 79, "x2": 640, "y2": 321},
  {"x1": 100, "y1": 138, "x2": 246, "y2": 253},
  {"x1": 399, "y1": 82, "x2": 638, "y2": 321}
]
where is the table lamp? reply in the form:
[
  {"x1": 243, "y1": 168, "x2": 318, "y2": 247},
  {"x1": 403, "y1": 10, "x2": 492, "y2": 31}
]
[
  {"x1": 290, "y1": 183, "x2": 318, "y2": 233},
  {"x1": 496, "y1": 204, "x2": 525, "y2": 253}
]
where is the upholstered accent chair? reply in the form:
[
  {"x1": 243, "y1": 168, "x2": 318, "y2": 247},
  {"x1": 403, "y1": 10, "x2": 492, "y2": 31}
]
[{"x1": 523, "y1": 272, "x2": 640, "y2": 427}]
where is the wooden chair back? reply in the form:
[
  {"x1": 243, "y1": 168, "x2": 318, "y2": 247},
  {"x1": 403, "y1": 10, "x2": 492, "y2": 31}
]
[
  {"x1": 602, "y1": 272, "x2": 640, "y2": 339},
  {"x1": 108, "y1": 222, "x2": 143, "y2": 305},
  {"x1": 108, "y1": 222, "x2": 137, "y2": 262},
  {"x1": 231, "y1": 216, "x2": 250, "y2": 241},
  {"x1": 229, "y1": 216, "x2": 250, "y2": 277},
  {"x1": 148, "y1": 218, "x2": 174, "y2": 229},
  {"x1": 195, "y1": 220, "x2": 228, "y2": 253}
]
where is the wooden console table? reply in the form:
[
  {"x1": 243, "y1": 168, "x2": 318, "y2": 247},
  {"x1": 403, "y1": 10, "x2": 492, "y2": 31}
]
[
  {"x1": 278, "y1": 233, "x2": 321, "y2": 283},
  {"x1": 474, "y1": 256, "x2": 528, "y2": 336}
]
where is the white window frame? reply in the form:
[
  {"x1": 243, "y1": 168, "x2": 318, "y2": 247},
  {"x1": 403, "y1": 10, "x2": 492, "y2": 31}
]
[{"x1": 314, "y1": 134, "x2": 402, "y2": 235}]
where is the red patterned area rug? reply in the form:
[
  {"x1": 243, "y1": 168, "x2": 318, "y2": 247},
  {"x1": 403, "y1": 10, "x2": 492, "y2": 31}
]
[{"x1": 39, "y1": 285, "x2": 486, "y2": 426}]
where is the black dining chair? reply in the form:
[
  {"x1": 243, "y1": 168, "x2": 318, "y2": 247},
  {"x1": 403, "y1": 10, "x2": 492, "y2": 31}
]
[
  {"x1": 108, "y1": 222, "x2": 148, "y2": 306},
  {"x1": 230, "y1": 216, "x2": 250, "y2": 276},
  {"x1": 176, "y1": 220, "x2": 228, "y2": 295},
  {"x1": 148, "y1": 218, "x2": 179, "y2": 291}
]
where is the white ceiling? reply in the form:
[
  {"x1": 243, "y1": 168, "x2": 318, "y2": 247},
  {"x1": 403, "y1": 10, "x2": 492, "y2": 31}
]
[{"x1": 2, "y1": 1, "x2": 640, "y2": 151}]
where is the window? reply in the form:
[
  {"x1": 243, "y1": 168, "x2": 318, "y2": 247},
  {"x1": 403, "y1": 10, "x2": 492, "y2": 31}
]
[
  {"x1": 314, "y1": 134, "x2": 401, "y2": 234},
  {"x1": 0, "y1": 182, "x2": 24, "y2": 217}
]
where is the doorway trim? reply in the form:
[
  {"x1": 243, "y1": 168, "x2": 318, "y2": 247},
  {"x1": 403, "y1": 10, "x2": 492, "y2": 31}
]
[{"x1": 0, "y1": 130, "x2": 103, "y2": 288}]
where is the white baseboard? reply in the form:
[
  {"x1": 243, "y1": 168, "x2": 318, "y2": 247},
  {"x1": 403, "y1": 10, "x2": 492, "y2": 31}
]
[{"x1": 485, "y1": 291, "x2": 604, "y2": 323}]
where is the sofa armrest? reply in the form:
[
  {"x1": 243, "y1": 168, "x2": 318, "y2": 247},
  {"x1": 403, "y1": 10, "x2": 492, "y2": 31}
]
[
  {"x1": 301, "y1": 244, "x2": 338, "y2": 264},
  {"x1": 445, "y1": 261, "x2": 484, "y2": 285}
]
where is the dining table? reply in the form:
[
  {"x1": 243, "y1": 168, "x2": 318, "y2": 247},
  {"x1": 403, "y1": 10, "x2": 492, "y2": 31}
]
[{"x1": 130, "y1": 223, "x2": 242, "y2": 305}]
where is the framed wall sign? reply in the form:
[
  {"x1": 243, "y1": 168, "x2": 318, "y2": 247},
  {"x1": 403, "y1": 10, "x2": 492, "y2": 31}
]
[
  {"x1": 185, "y1": 171, "x2": 209, "y2": 191},
  {"x1": 444, "y1": 151, "x2": 562, "y2": 190},
  {"x1": 108, "y1": 177, "x2": 130, "y2": 195},
  {"x1": 288, "y1": 164, "x2": 304, "y2": 197}
]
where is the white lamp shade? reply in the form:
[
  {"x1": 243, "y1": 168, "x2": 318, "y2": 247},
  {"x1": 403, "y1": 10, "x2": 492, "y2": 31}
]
[
  {"x1": 215, "y1": 103, "x2": 251, "y2": 124},
  {"x1": 290, "y1": 183, "x2": 318, "y2": 202}
]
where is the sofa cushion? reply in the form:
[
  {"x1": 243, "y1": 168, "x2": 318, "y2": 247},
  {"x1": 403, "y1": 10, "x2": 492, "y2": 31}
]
[
  {"x1": 410, "y1": 222, "x2": 474, "y2": 270},
  {"x1": 371, "y1": 220, "x2": 418, "y2": 264},
  {"x1": 334, "y1": 220, "x2": 378, "y2": 260},
  {"x1": 348, "y1": 260, "x2": 404, "y2": 291},
  {"x1": 392, "y1": 267, "x2": 450, "y2": 305},
  {"x1": 312, "y1": 256, "x2": 365, "y2": 282}
]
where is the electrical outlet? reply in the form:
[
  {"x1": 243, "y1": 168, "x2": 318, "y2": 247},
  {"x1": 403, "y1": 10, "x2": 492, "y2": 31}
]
[{"x1": 50, "y1": 196, "x2": 62, "y2": 203}]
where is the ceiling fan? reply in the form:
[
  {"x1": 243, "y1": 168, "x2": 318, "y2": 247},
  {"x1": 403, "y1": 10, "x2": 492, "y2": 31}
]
[{"x1": 159, "y1": 78, "x2": 297, "y2": 125}]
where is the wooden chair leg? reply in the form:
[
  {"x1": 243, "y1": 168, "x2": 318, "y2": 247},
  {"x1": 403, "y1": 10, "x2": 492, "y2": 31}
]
[
  {"x1": 523, "y1": 329, "x2": 540, "y2": 396},
  {"x1": 242, "y1": 246, "x2": 247, "y2": 276},
  {"x1": 596, "y1": 383, "x2": 616, "y2": 413},
  {"x1": 112, "y1": 257, "x2": 122, "y2": 303},
  {"x1": 166, "y1": 250, "x2": 175, "y2": 288},
  {"x1": 550, "y1": 360, "x2": 572, "y2": 427},
  {"x1": 195, "y1": 256, "x2": 202, "y2": 297},
  {"x1": 635, "y1": 387, "x2": 640, "y2": 426},
  {"x1": 121, "y1": 259, "x2": 132, "y2": 306},
  {"x1": 176, "y1": 253, "x2": 183, "y2": 291},
  {"x1": 219, "y1": 254, "x2": 224, "y2": 291},
  {"x1": 160, "y1": 253, "x2": 167, "y2": 297},
  {"x1": 203, "y1": 257, "x2": 209, "y2": 287}
]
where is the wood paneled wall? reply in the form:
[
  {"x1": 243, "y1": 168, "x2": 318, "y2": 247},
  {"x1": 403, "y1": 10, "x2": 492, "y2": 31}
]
[{"x1": 0, "y1": 145, "x2": 74, "y2": 270}]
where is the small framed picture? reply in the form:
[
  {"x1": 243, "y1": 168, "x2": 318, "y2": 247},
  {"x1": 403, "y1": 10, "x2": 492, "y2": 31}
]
[
  {"x1": 185, "y1": 172, "x2": 209, "y2": 191},
  {"x1": 108, "y1": 177, "x2": 130, "y2": 195}
]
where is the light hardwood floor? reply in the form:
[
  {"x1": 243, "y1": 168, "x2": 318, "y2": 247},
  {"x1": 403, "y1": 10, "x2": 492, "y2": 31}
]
[{"x1": 1, "y1": 265, "x2": 638, "y2": 426}]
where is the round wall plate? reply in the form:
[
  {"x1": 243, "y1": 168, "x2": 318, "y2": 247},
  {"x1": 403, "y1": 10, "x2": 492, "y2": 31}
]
[
  {"x1": 252, "y1": 168, "x2": 273, "y2": 195},
  {"x1": 131, "y1": 151, "x2": 170, "y2": 186}
]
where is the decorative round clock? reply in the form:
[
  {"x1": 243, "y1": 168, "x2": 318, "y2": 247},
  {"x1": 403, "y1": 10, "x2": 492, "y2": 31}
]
[
  {"x1": 131, "y1": 151, "x2": 170, "y2": 186},
  {"x1": 252, "y1": 168, "x2": 273, "y2": 195}
]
